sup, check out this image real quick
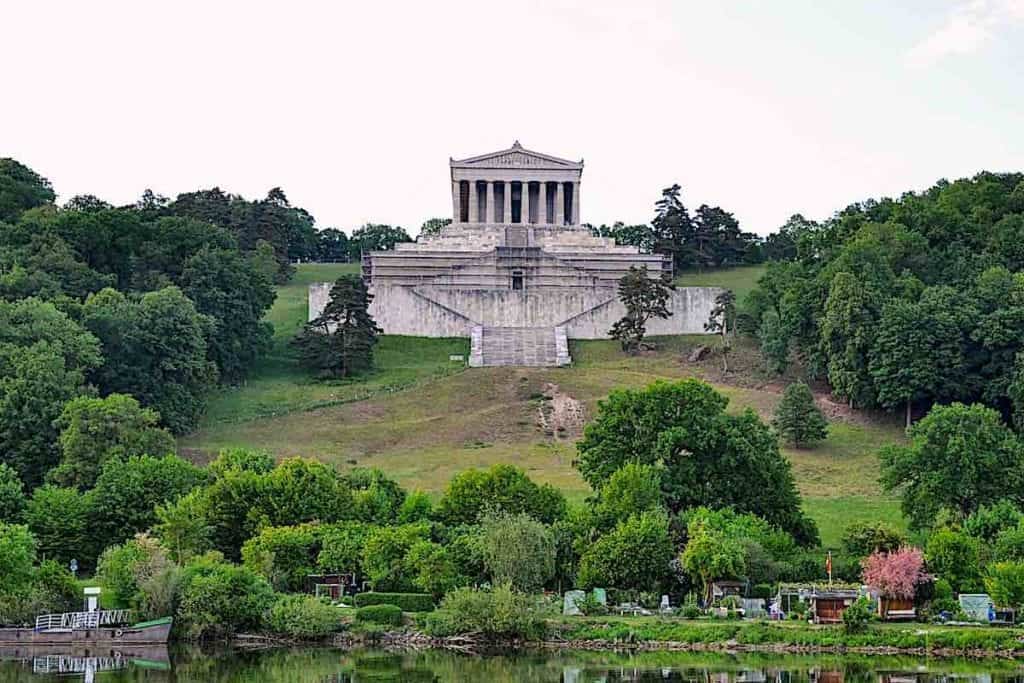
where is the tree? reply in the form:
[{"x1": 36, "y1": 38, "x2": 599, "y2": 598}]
[
  {"x1": 926, "y1": 528, "x2": 981, "y2": 593},
  {"x1": 964, "y1": 500, "x2": 1023, "y2": 543},
  {"x1": 89, "y1": 455, "x2": 209, "y2": 554},
  {"x1": 419, "y1": 217, "x2": 451, "y2": 238},
  {"x1": 820, "y1": 271, "x2": 880, "y2": 409},
  {"x1": 82, "y1": 287, "x2": 218, "y2": 433},
  {"x1": 315, "y1": 228, "x2": 349, "y2": 262},
  {"x1": 758, "y1": 309, "x2": 790, "y2": 374},
  {"x1": 0, "y1": 522, "x2": 36, "y2": 594},
  {"x1": 24, "y1": 485, "x2": 92, "y2": 568},
  {"x1": 984, "y1": 562, "x2": 1024, "y2": 610},
  {"x1": 345, "y1": 468, "x2": 406, "y2": 525},
  {"x1": 772, "y1": 382, "x2": 828, "y2": 447},
  {"x1": 0, "y1": 158, "x2": 55, "y2": 222},
  {"x1": 576, "y1": 379, "x2": 817, "y2": 544},
  {"x1": 0, "y1": 464, "x2": 26, "y2": 523},
  {"x1": 880, "y1": 403, "x2": 1024, "y2": 529},
  {"x1": 317, "y1": 521, "x2": 373, "y2": 574},
  {"x1": 49, "y1": 394, "x2": 176, "y2": 490},
  {"x1": 593, "y1": 462, "x2": 664, "y2": 529},
  {"x1": 436, "y1": 464, "x2": 566, "y2": 526},
  {"x1": 861, "y1": 546, "x2": 925, "y2": 600},
  {"x1": 681, "y1": 518, "x2": 745, "y2": 605},
  {"x1": 241, "y1": 523, "x2": 319, "y2": 592},
  {"x1": 293, "y1": 275, "x2": 381, "y2": 378},
  {"x1": 0, "y1": 298, "x2": 102, "y2": 487},
  {"x1": 153, "y1": 490, "x2": 212, "y2": 564},
  {"x1": 361, "y1": 523, "x2": 431, "y2": 592},
  {"x1": 841, "y1": 521, "x2": 907, "y2": 557},
  {"x1": 480, "y1": 512, "x2": 555, "y2": 592},
  {"x1": 177, "y1": 555, "x2": 275, "y2": 640},
  {"x1": 869, "y1": 290, "x2": 970, "y2": 427},
  {"x1": 704, "y1": 290, "x2": 737, "y2": 371},
  {"x1": 348, "y1": 223, "x2": 412, "y2": 260},
  {"x1": 404, "y1": 539, "x2": 461, "y2": 598},
  {"x1": 650, "y1": 185, "x2": 696, "y2": 271},
  {"x1": 179, "y1": 245, "x2": 276, "y2": 383},
  {"x1": 577, "y1": 510, "x2": 674, "y2": 592},
  {"x1": 608, "y1": 266, "x2": 675, "y2": 353}
]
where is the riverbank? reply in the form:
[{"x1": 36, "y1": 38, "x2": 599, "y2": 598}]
[{"x1": 327, "y1": 616, "x2": 1024, "y2": 659}]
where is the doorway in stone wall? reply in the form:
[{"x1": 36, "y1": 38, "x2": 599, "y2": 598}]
[{"x1": 512, "y1": 271, "x2": 524, "y2": 291}]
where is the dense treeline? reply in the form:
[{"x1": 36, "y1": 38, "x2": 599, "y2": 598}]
[
  {"x1": 588, "y1": 185, "x2": 764, "y2": 271},
  {"x1": 0, "y1": 158, "x2": 325, "y2": 487},
  {"x1": 744, "y1": 172, "x2": 1024, "y2": 425}
]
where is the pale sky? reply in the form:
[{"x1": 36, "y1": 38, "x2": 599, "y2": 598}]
[{"x1": 3, "y1": 1, "x2": 1022, "y2": 236}]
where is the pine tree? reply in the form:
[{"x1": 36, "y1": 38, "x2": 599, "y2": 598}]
[
  {"x1": 293, "y1": 275, "x2": 381, "y2": 378},
  {"x1": 772, "y1": 381, "x2": 828, "y2": 447},
  {"x1": 609, "y1": 266, "x2": 675, "y2": 353}
]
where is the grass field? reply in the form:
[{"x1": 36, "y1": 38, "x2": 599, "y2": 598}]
[
  {"x1": 182, "y1": 263, "x2": 906, "y2": 547},
  {"x1": 675, "y1": 264, "x2": 767, "y2": 302}
]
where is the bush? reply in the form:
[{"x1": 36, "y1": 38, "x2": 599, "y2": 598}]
[
  {"x1": 420, "y1": 584, "x2": 546, "y2": 640},
  {"x1": 356, "y1": 603, "x2": 403, "y2": 626},
  {"x1": 177, "y1": 554, "x2": 275, "y2": 639},
  {"x1": 353, "y1": 592, "x2": 434, "y2": 612},
  {"x1": 265, "y1": 594, "x2": 340, "y2": 638},
  {"x1": 842, "y1": 597, "x2": 875, "y2": 634}
]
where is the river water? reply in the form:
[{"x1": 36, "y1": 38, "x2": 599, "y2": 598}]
[{"x1": 2, "y1": 647, "x2": 1023, "y2": 682}]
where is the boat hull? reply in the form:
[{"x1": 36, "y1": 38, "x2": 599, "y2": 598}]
[{"x1": 0, "y1": 620, "x2": 172, "y2": 645}]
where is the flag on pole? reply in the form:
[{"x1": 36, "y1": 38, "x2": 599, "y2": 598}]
[{"x1": 826, "y1": 551, "x2": 833, "y2": 587}]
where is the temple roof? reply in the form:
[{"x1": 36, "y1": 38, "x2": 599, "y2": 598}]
[{"x1": 450, "y1": 141, "x2": 583, "y2": 170}]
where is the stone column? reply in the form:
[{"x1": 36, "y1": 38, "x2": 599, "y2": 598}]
[
  {"x1": 572, "y1": 181, "x2": 580, "y2": 226},
  {"x1": 468, "y1": 179, "x2": 478, "y2": 223},
  {"x1": 503, "y1": 181, "x2": 512, "y2": 224},
  {"x1": 555, "y1": 182, "x2": 565, "y2": 225},
  {"x1": 521, "y1": 180, "x2": 531, "y2": 224},
  {"x1": 538, "y1": 181, "x2": 548, "y2": 224},
  {"x1": 486, "y1": 181, "x2": 495, "y2": 224},
  {"x1": 451, "y1": 180, "x2": 461, "y2": 223}
]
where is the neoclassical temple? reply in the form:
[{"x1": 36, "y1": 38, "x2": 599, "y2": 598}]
[
  {"x1": 450, "y1": 141, "x2": 582, "y2": 227},
  {"x1": 310, "y1": 142, "x2": 722, "y2": 367}
]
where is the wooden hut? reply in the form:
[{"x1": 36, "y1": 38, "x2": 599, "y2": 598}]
[{"x1": 808, "y1": 588, "x2": 860, "y2": 623}]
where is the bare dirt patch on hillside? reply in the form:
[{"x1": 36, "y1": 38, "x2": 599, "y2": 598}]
[{"x1": 536, "y1": 382, "x2": 586, "y2": 440}]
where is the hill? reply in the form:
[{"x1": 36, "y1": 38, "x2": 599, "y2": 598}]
[{"x1": 181, "y1": 262, "x2": 906, "y2": 547}]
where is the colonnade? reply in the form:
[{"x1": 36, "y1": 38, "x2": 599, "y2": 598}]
[{"x1": 452, "y1": 179, "x2": 580, "y2": 226}]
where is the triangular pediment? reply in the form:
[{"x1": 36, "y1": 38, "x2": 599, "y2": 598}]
[{"x1": 451, "y1": 141, "x2": 583, "y2": 170}]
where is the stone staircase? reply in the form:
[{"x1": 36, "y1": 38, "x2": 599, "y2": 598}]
[{"x1": 469, "y1": 325, "x2": 571, "y2": 367}]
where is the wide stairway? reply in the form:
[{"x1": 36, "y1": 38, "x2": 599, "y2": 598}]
[{"x1": 469, "y1": 325, "x2": 571, "y2": 367}]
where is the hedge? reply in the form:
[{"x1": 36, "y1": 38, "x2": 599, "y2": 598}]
[
  {"x1": 353, "y1": 592, "x2": 434, "y2": 612},
  {"x1": 355, "y1": 604, "x2": 403, "y2": 626}
]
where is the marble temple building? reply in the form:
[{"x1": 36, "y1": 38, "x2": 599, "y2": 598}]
[{"x1": 309, "y1": 142, "x2": 722, "y2": 367}]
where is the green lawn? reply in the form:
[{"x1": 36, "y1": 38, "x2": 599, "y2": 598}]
[
  {"x1": 196, "y1": 263, "x2": 469, "y2": 427},
  {"x1": 183, "y1": 263, "x2": 906, "y2": 543},
  {"x1": 675, "y1": 264, "x2": 767, "y2": 302}
]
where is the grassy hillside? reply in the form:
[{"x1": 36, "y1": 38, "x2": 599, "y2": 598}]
[{"x1": 182, "y1": 263, "x2": 905, "y2": 547}]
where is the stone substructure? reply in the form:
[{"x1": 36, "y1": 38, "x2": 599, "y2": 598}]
[{"x1": 309, "y1": 142, "x2": 724, "y2": 367}]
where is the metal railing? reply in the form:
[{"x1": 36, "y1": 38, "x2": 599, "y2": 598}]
[{"x1": 35, "y1": 609, "x2": 133, "y2": 632}]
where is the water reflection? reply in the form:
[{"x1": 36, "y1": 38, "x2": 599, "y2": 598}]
[{"x1": 1, "y1": 646, "x2": 1022, "y2": 682}]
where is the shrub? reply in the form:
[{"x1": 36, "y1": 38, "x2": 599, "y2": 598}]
[
  {"x1": 842, "y1": 596, "x2": 875, "y2": 634},
  {"x1": 680, "y1": 604, "x2": 701, "y2": 619},
  {"x1": 361, "y1": 523, "x2": 430, "y2": 592},
  {"x1": 420, "y1": 584, "x2": 546, "y2": 641},
  {"x1": 353, "y1": 592, "x2": 434, "y2": 612},
  {"x1": 984, "y1": 561, "x2": 1024, "y2": 610},
  {"x1": 96, "y1": 533, "x2": 179, "y2": 619},
  {"x1": 356, "y1": 604, "x2": 403, "y2": 626},
  {"x1": 926, "y1": 529, "x2": 981, "y2": 593},
  {"x1": 436, "y1": 464, "x2": 566, "y2": 525},
  {"x1": 0, "y1": 522, "x2": 36, "y2": 594},
  {"x1": 177, "y1": 554, "x2": 275, "y2": 639},
  {"x1": 265, "y1": 594, "x2": 340, "y2": 638}
]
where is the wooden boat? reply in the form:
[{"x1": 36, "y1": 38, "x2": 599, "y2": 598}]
[{"x1": 0, "y1": 611, "x2": 172, "y2": 645}]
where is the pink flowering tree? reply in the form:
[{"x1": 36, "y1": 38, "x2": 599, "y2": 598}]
[{"x1": 861, "y1": 546, "x2": 926, "y2": 600}]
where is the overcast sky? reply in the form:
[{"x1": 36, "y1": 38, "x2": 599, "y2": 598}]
[{"x1": 3, "y1": 1, "x2": 1022, "y2": 236}]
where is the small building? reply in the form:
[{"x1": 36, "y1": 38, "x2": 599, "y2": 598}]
[
  {"x1": 775, "y1": 583, "x2": 864, "y2": 623},
  {"x1": 808, "y1": 589, "x2": 861, "y2": 624},
  {"x1": 710, "y1": 580, "x2": 748, "y2": 603},
  {"x1": 877, "y1": 596, "x2": 916, "y2": 621},
  {"x1": 306, "y1": 573, "x2": 366, "y2": 601}
]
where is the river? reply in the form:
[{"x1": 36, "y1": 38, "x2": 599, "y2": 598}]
[{"x1": 2, "y1": 646, "x2": 1023, "y2": 682}]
